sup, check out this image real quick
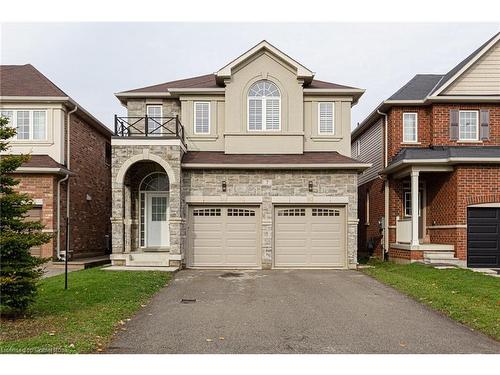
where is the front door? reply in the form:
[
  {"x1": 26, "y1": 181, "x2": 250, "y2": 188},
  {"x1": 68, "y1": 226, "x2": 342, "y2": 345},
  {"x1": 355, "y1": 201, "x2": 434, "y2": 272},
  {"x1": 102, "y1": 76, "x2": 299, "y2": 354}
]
[{"x1": 146, "y1": 193, "x2": 169, "y2": 247}]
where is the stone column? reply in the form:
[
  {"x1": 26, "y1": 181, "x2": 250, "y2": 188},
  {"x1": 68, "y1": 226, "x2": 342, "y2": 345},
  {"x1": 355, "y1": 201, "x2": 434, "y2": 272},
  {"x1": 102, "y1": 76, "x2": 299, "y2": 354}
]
[
  {"x1": 410, "y1": 170, "x2": 420, "y2": 247},
  {"x1": 111, "y1": 185, "x2": 124, "y2": 254}
]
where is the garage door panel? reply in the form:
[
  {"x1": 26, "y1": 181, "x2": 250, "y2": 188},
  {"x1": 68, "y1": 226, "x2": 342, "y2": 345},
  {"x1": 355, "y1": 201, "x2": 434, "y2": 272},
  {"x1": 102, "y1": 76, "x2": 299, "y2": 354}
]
[
  {"x1": 274, "y1": 206, "x2": 346, "y2": 269},
  {"x1": 189, "y1": 206, "x2": 260, "y2": 268},
  {"x1": 468, "y1": 207, "x2": 500, "y2": 268}
]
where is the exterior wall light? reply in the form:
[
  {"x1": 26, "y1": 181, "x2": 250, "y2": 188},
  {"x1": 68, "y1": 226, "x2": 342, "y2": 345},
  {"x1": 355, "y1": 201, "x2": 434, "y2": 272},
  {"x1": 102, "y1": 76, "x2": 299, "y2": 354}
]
[
  {"x1": 222, "y1": 181, "x2": 227, "y2": 192},
  {"x1": 308, "y1": 181, "x2": 313, "y2": 192}
]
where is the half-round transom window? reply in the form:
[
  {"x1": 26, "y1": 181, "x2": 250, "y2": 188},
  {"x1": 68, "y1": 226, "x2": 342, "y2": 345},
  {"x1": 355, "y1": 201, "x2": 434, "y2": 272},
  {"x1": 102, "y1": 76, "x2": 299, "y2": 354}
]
[
  {"x1": 247, "y1": 80, "x2": 280, "y2": 131},
  {"x1": 140, "y1": 172, "x2": 169, "y2": 192}
]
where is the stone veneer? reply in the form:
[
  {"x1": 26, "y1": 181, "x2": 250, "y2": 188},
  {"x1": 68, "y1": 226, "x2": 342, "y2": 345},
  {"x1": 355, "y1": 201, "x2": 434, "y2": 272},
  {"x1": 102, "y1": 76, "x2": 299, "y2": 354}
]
[
  {"x1": 111, "y1": 144, "x2": 359, "y2": 268},
  {"x1": 182, "y1": 169, "x2": 359, "y2": 269},
  {"x1": 110, "y1": 144, "x2": 184, "y2": 265}
]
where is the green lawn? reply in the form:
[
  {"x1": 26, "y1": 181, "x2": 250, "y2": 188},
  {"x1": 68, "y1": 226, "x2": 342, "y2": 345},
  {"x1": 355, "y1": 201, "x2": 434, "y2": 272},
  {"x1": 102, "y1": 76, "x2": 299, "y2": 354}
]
[
  {"x1": 361, "y1": 261, "x2": 500, "y2": 341},
  {"x1": 0, "y1": 268, "x2": 171, "y2": 353}
]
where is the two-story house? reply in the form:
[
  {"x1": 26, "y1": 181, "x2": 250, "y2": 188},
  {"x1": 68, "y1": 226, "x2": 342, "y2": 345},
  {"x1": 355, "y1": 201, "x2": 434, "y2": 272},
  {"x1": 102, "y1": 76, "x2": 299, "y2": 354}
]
[
  {"x1": 0, "y1": 64, "x2": 112, "y2": 260},
  {"x1": 352, "y1": 32, "x2": 500, "y2": 268},
  {"x1": 110, "y1": 41, "x2": 369, "y2": 270}
]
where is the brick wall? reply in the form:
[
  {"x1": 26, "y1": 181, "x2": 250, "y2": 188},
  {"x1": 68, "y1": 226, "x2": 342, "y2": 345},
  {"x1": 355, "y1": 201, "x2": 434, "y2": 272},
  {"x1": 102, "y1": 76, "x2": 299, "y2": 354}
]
[
  {"x1": 68, "y1": 113, "x2": 111, "y2": 259},
  {"x1": 357, "y1": 177, "x2": 385, "y2": 258},
  {"x1": 386, "y1": 103, "x2": 500, "y2": 161},
  {"x1": 13, "y1": 174, "x2": 57, "y2": 258}
]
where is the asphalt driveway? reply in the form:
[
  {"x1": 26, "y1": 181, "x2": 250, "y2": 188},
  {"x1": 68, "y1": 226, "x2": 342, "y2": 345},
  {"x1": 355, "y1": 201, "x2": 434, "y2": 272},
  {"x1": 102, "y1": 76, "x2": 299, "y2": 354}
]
[{"x1": 106, "y1": 269, "x2": 500, "y2": 354}]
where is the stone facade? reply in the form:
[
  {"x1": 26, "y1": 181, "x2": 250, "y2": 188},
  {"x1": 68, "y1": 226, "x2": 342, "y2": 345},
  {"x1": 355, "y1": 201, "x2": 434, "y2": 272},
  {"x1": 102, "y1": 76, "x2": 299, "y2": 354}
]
[
  {"x1": 110, "y1": 144, "x2": 184, "y2": 266},
  {"x1": 182, "y1": 169, "x2": 359, "y2": 269}
]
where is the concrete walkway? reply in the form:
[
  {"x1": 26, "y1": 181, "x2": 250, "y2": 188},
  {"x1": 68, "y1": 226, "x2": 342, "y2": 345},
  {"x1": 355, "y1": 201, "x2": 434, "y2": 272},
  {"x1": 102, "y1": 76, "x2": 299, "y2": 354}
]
[{"x1": 106, "y1": 269, "x2": 500, "y2": 354}]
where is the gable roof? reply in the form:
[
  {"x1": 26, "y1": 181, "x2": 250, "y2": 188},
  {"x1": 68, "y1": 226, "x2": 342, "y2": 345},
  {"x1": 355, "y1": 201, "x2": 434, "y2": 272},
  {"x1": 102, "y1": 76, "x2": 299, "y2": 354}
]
[
  {"x1": 387, "y1": 74, "x2": 444, "y2": 101},
  {"x1": 0, "y1": 64, "x2": 67, "y2": 97},
  {"x1": 352, "y1": 31, "x2": 500, "y2": 141},
  {"x1": 431, "y1": 32, "x2": 500, "y2": 95},
  {"x1": 0, "y1": 64, "x2": 112, "y2": 136},
  {"x1": 216, "y1": 40, "x2": 314, "y2": 84},
  {"x1": 117, "y1": 41, "x2": 363, "y2": 101}
]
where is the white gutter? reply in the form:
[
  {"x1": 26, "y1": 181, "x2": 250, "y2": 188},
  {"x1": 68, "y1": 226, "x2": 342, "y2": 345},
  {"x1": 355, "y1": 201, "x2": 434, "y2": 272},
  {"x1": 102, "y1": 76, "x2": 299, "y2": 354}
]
[
  {"x1": 383, "y1": 156, "x2": 500, "y2": 174},
  {"x1": 377, "y1": 109, "x2": 390, "y2": 257}
]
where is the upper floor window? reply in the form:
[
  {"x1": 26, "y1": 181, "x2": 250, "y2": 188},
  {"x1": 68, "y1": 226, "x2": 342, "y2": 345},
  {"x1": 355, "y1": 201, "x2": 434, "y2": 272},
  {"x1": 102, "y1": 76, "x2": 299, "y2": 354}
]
[
  {"x1": 403, "y1": 113, "x2": 417, "y2": 143},
  {"x1": 194, "y1": 102, "x2": 210, "y2": 134},
  {"x1": 146, "y1": 105, "x2": 162, "y2": 134},
  {"x1": 459, "y1": 110, "x2": 478, "y2": 141},
  {"x1": 1, "y1": 109, "x2": 47, "y2": 140},
  {"x1": 247, "y1": 80, "x2": 280, "y2": 131},
  {"x1": 318, "y1": 102, "x2": 334, "y2": 134}
]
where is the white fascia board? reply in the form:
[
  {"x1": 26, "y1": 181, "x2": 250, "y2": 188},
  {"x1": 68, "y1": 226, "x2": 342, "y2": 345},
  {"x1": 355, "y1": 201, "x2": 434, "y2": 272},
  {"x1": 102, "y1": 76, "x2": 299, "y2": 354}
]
[
  {"x1": 432, "y1": 33, "x2": 500, "y2": 96},
  {"x1": 427, "y1": 95, "x2": 500, "y2": 102},
  {"x1": 115, "y1": 92, "x2": 172, "y2": 98},
  {"x1": 14, "y1": 167, "x2": 71, "y2": 175},
  {"x1": 383, "y1": 157, "x2": 500, "y2": 174},
  {"x1": 0, "y1": 96, "x2": 69, "y2": 103}
]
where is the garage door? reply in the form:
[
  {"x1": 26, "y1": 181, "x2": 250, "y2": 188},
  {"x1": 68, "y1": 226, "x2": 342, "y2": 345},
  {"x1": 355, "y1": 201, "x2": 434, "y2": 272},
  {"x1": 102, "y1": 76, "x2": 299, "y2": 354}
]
[
  {"x1": 274, "y1": 206, "x2": 346, "y2": 268},
  {"x1": 188, "y1": 206, "x2": 260, "y2": 268},
  {"x1": 467, "y1": 207, "x2": 500, "y2": 268}
]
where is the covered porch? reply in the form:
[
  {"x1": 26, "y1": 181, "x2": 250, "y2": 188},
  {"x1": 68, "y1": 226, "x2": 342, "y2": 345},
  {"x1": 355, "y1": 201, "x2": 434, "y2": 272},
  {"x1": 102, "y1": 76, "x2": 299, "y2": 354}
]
[{"x1": 388, "y1": 164, "x2": 463, "y2": 266}]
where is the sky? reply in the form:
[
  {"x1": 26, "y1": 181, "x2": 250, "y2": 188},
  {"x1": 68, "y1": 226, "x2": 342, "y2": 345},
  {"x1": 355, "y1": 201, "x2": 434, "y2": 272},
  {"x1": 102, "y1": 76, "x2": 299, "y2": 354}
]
[{"x1": 1, "y1": 23, "x2": 499, "y2": 130}]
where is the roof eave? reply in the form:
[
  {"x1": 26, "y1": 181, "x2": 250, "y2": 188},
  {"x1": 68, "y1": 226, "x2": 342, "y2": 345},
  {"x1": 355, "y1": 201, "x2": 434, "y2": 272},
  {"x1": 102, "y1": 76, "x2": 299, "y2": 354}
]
[{"x1": 181, "y1": 162, "x2": 372, "y2": 171}]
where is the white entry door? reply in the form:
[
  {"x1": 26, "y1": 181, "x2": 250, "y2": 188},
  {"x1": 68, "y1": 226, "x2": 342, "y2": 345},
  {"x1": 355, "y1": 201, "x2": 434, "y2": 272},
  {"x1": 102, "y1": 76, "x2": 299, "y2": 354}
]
[{"x1": 146, "y1": 193, "x2": 169, "y2": 247}]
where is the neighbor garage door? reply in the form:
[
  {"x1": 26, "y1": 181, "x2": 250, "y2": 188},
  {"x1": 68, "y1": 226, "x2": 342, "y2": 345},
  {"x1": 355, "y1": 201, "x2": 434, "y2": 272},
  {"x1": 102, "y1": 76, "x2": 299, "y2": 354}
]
[
  {"x1": 274, "y1": 206, "x2": 346, "y2": 268},
  {"x1": 188, "y1": 206, "x2": 260, "y2": 268},
  {"x1": 467, "y1": 207, "x2": 500, "y2": 268}
]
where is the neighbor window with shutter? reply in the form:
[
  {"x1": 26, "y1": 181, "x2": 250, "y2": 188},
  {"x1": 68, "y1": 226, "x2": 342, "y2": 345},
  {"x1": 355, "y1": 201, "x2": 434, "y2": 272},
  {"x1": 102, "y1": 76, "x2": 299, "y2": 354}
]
[
  {"x1": 248, "y1": 80, "x2": 280, "y2": 131},
  {"x1": 403, "y1": 113, "x2": 418, "y2": 143},
  {"x1": 194, "y1": 102, "x2": 210, "y2": 134},
  {"x1": 458, "y1": 110, "x2": 479, "y2": 141},
  {"x1": 318, "y1": 102, "x2": 334, "y2": 134},
  {"x1": 1, "y1": 109, "x2": 47, "y2": 140}
]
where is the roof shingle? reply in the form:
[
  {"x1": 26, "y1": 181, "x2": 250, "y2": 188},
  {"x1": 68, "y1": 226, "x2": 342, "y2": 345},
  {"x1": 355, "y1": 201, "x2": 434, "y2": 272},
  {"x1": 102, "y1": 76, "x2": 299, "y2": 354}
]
[{"x1": 0, "y1": 64, "x2": 67, "y2": 97}]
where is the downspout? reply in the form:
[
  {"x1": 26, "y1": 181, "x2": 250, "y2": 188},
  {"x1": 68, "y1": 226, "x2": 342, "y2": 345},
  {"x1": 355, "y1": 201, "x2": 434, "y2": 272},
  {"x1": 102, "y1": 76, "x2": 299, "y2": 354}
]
[
  {"x1": 56, "y1": 104, "x2": 77, "y2": 260},
  {"x1": 56, "y1": 174, "x2": 69, "y2": 260},
  {"x1": 377, "y1": 109, "x2": 390, "y2": 259}
]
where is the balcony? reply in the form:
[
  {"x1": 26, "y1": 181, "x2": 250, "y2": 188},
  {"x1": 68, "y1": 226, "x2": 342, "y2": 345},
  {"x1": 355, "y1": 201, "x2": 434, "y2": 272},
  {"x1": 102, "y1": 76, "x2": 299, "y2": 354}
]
[{"x1": 114, "y1": 115, "x2": 185, "y2": 145}]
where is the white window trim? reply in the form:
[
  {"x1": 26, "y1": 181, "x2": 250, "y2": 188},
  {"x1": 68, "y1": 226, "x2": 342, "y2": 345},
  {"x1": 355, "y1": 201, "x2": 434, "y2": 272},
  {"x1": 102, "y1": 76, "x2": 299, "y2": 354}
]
[
  {"x1": 403, "y1": 190, "x2": 421, "y2": 217},
  {"x1": 458, "y1": 110, "x2": 479, "y2": 141},
  {"x1": 247, "y1": 84, "x2": 281, "y2": 132},
  {"x1": 146, "y1": 105, "x2": 163, "y2": 134},
  {"x1": 1, "y1": 109, "x2": 48, "y2": 141},
  {"x1": 317, "y1": 102, "x2": 335, "y2": 135},
  {"x1": 193, "y1": 101, "x2": 211, "y2": 135},
  {"x1": 356, "y1": 139, "x2": 361, "y2": 157},
  {"x1": 403, "y1": 112, "x2": 418, "y2": 143},
  {"x1": 365, "y1": 192, "x2": 370, "y2": 225}
]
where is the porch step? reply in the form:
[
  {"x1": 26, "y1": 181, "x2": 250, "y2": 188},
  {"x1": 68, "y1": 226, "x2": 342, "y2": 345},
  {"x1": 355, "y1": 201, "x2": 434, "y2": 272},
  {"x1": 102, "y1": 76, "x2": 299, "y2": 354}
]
[
  {"x1": 126, "y1": 252, "x2": 170, "y2": 267},
  {"x1": 423, "y1": 251, "x2": 465, "y2": 267}
]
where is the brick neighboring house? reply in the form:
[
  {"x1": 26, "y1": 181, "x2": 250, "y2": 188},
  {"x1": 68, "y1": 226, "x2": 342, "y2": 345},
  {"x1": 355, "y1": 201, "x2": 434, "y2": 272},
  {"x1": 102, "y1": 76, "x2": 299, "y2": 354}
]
[
  {"x1": 110, "y1": 40, "x2": 370, "y2": 270},
  {"x1": 352, "y1": 32, "x2": 500, "y2": 268},
  {"x1": 0, "y1": 64, "x2": 112, "y2": 260}
]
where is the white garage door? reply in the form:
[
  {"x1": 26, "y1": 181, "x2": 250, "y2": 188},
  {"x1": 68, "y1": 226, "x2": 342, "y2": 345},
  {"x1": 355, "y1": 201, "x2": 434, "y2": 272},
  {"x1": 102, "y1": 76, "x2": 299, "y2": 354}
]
[
  {"x1": 274, "y1": 206, "x2": 346, "y2": 268},
  {"x1": 188, "y1": 206, "x2": 260, "y2": 268}
]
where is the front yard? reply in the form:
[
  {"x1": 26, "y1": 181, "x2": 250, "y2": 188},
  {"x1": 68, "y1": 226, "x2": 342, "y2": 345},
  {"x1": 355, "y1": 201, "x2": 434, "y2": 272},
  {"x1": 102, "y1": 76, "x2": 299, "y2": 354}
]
[
  {"x1": 361, "y1": 261, "x2": 500, "y2": 341},
  {"x1": 0, "y1": 268, "x2": 171, "y2": 353}
]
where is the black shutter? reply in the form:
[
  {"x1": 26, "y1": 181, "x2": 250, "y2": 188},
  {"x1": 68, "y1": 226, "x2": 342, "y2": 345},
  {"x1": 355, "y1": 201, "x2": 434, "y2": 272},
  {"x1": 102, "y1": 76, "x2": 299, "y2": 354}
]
[
  {"x1": 480, "y1": 109, "x2": 490, "y2": 141},
  {"x1": 449, "y1": 109, "x2": 459, "y2": 140}
]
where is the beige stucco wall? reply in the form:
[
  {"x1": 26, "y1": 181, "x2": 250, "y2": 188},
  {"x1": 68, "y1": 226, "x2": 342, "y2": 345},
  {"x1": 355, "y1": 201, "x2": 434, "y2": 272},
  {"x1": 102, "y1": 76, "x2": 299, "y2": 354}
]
[
  {"x1": 303, "y1": 96, "x2": 353, "y2": 155},
  {"x1": 0, "y1": 102, "x2": 66, "y2": 164},
  {"x1": 124, "y1": 52, "x2": 357, "y2": 156},
  {"x1": 180, "y1": 95, "x2": 225, "y2": 151},
  {"x1": 223, "y1": 51, "x2": 305, "y2": 154}
]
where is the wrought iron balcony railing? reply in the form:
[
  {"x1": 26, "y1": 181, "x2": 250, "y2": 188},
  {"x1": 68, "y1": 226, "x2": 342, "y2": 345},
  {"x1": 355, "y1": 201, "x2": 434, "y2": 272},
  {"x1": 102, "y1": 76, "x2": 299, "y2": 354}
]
[{"x1": 114, "y1": 115, "x2": 185, "y2": 144}]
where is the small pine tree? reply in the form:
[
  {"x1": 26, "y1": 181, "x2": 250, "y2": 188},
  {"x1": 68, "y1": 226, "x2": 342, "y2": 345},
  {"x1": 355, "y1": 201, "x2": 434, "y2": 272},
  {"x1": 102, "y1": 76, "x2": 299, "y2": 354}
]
[{"x1": 0, "y1": 116, "x2": 52, "y2": 317}]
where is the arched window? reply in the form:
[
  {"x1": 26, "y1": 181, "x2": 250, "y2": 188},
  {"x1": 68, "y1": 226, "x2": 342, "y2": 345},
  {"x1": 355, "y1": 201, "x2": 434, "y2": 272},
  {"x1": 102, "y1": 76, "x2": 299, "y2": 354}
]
[
  {"x1": 248, "y1": 80, "x2": 281, "y2": 131},
  {"x1": 139, "y1": 172, "x2": 169, "y2": 192}
]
